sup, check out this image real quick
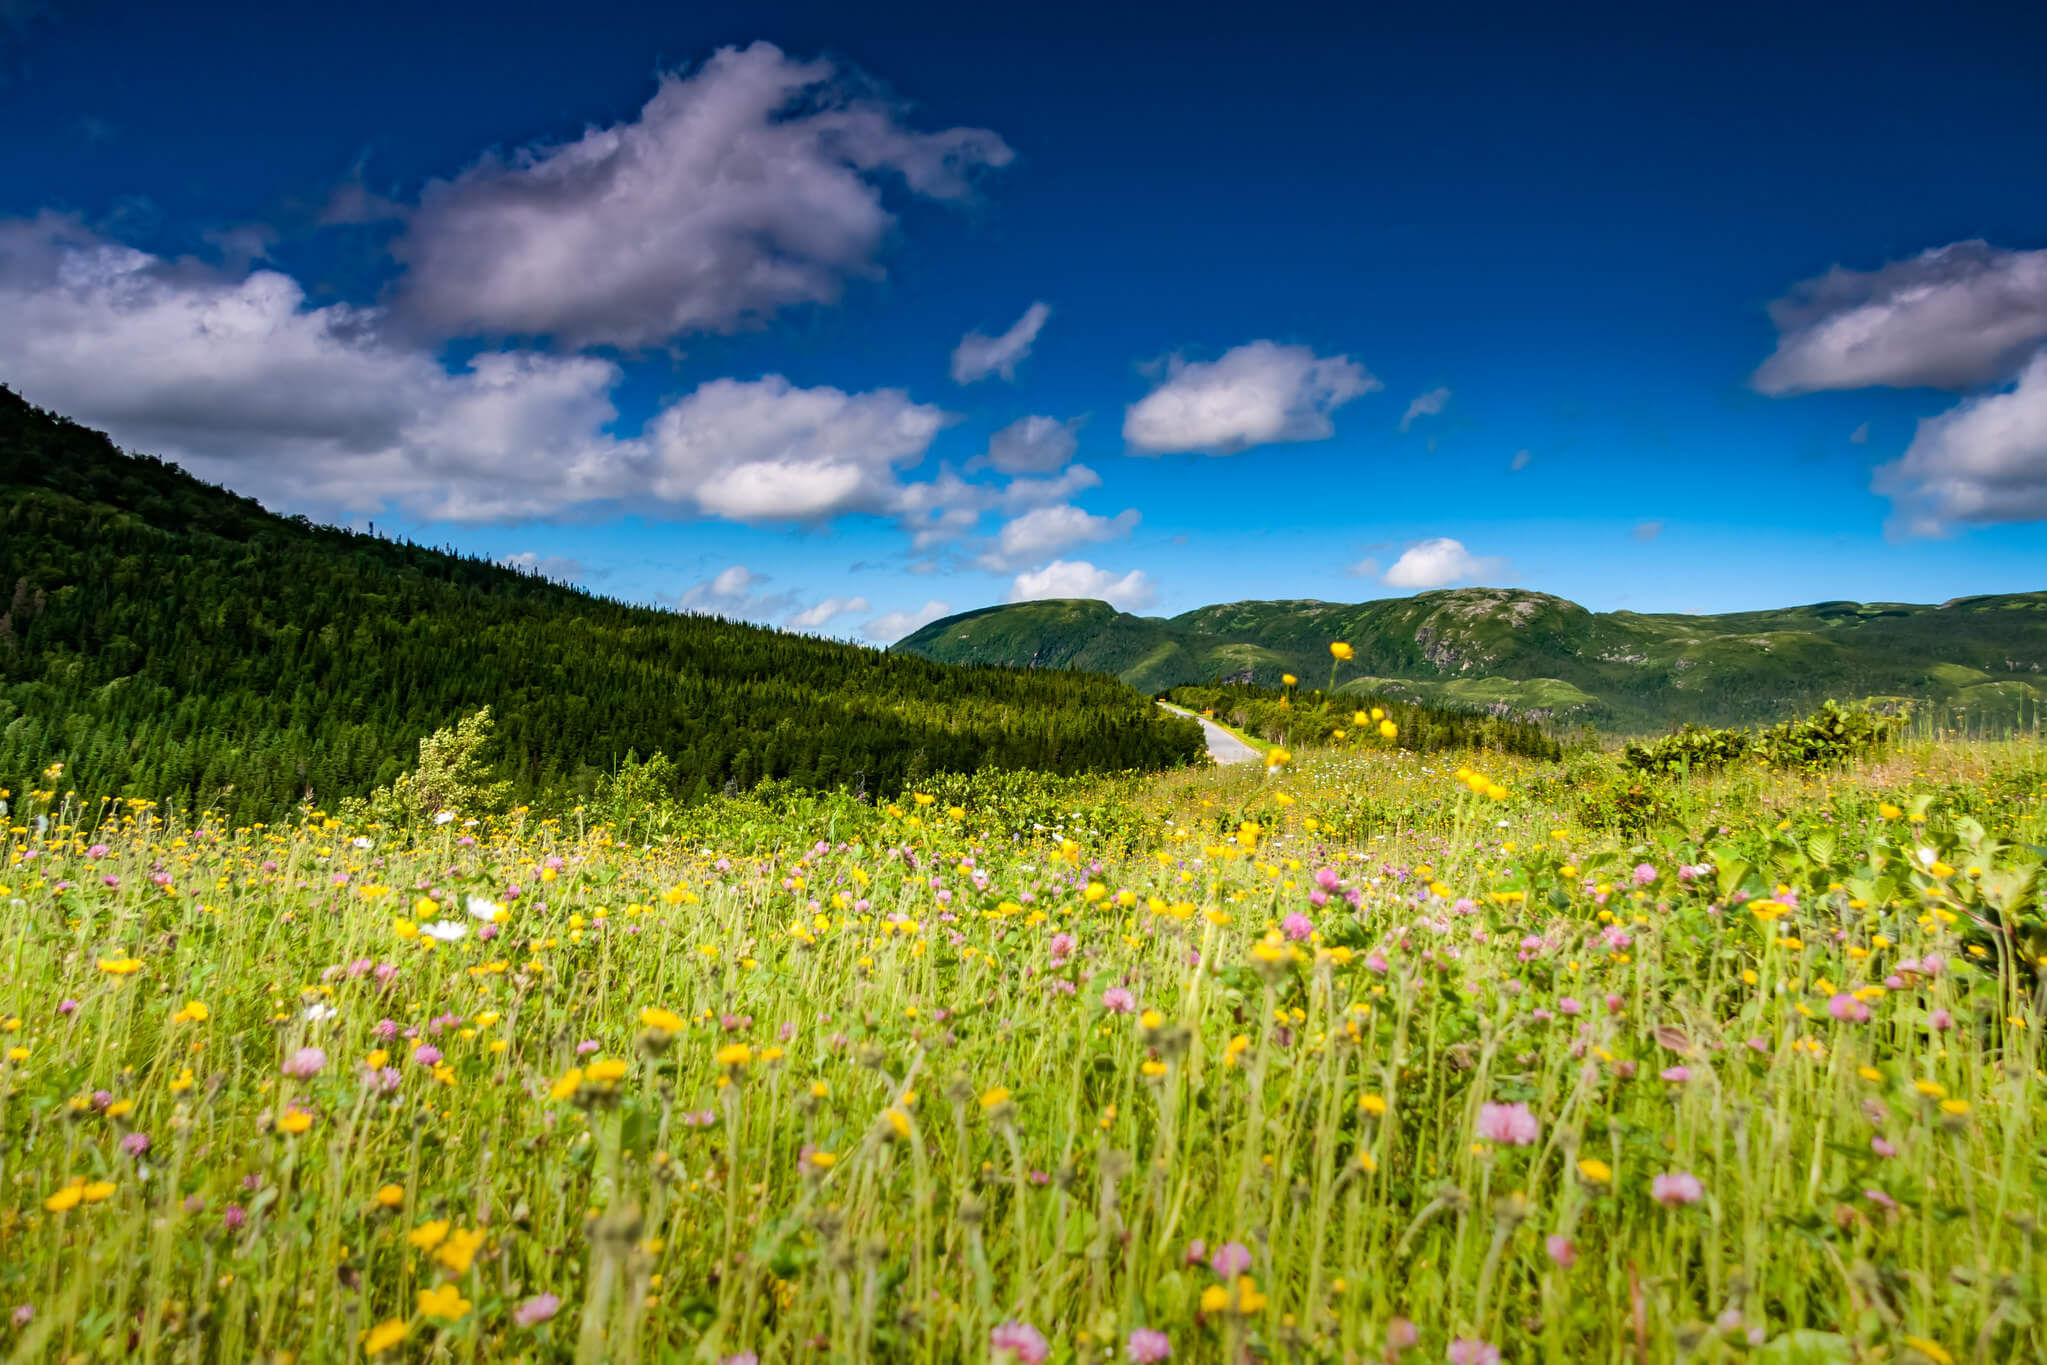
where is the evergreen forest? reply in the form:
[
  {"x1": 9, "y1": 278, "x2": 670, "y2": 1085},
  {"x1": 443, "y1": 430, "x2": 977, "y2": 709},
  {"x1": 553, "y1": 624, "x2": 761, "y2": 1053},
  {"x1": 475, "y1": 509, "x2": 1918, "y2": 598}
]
[{"x1": 0, "y1": 388, "x2": 1206, "y2": 822}]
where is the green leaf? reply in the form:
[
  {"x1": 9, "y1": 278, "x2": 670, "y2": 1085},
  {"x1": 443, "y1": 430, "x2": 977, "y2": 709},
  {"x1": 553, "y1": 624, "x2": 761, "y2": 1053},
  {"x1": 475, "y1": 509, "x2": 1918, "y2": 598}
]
[
  {"x1": 1752, "y1": 1330, "x2": 1852, "y2": 1365},
  {"x1": 1714, "y1": 855, "x2": 1750, "y2": 904}
]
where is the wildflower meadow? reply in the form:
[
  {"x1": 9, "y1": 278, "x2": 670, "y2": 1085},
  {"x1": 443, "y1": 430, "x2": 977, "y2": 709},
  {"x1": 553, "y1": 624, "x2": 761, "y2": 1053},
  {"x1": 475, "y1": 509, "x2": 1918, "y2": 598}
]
[{"x1": 1, "y1": 727, "x2": 2043, "y2": 1365}]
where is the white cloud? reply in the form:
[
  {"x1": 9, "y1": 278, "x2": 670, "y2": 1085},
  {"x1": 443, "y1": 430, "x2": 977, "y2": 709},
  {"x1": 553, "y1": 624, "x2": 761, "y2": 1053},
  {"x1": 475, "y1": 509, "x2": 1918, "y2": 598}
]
[
  {"x1": 950, "y1": 301, "x2": 1050, "y2": 384},
  {"x1": 1006, "y1": 559, "x2": 1157, "y2": 611},
  {"x1": 1752, "y1": 241, "x2": 2047, "y2": 395},
  {"x1": 387, "y1": 42, "x2": 1012, "y2": 349},
  {"x1": 499, "y1": 551, "x2": 586, "y2": 581},
  {"x1": 997, "y1": 461, "x2": 1102, "y2": 512},
  {"x1": 977, "y1": 413, "x2": 1080, "y2": 474},
  {"x1": 1875, "y1": 350, "x2": 2047, "y2": 533},
  {"x1": 1123, "y1": 340, "x2": 1378, "y2": 455},
  {"x1": 1510, "y1": 449, "x2": 1532, "y2": 471},
  {"x1": 975, "y1": 503, "x2": 1139, "y2": 571},
  {"x1": 0, "y1": 213, "x2": 638, "y2": 522},
  {"x1": 710, "y1": 565, "x2": 760, "y2": 598},
  {"x1": 1, "y1": 215, "x2": 987, "y2": 528},
  {"x1": 889, "y1": 460, "x2": 1104, "y2": 551},
  {"x1": 1381, "y1": 537, "x2": 1510, "y2": 589},
  {"x1": 676, "y1": 564, "x2": 801, "y2": 622},
  {"x1": 1632, "y1": 520, "x2": 1663, "y2": 543},
  {"x1": 646, "y1": 375, "x2": 951, "y2": 522},
  {"x1": 1344, "y1": 556, "x2": 1381, "y2": 579},
  {"x1": 1398, "y1": 385, "x2": 1451, "y2": 433},
  {"x1": 890, "y1": 470, "x2": 994, "y2": 550},
  {"x1": 862, "y1": 599, "x2": 952, "y2": 642},
  {"x1": 1849, "y1": 421, "x2": 1870, "y2": 445},
  {"x1": 785, "y1": 596, "x2": 870, "y2": 630},
  {"x1": 201, "y1": 223, "x2": 276, "y2": 273},
  {"x1": 679, "y1": 564, "x2": 759, "y2": 608}
]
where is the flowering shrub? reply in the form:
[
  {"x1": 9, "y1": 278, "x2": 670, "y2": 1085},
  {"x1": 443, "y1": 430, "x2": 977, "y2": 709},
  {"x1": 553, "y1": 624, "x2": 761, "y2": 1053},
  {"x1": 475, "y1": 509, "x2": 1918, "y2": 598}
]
[{"x1": 1622, "y1": 700, "x2": 1900, "y2": 776}]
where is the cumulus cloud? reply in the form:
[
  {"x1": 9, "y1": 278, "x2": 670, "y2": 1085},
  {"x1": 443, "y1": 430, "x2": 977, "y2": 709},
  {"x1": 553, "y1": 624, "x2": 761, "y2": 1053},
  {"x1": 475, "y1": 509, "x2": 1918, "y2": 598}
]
[
  {"x1": 785, "y1": 596, "x2": 870, "y2": 630},
  {"x1": 1380, "y1": 537, "x2": 1510, "y2": 590},
  {"x1": 645, "y1": 375, "x2": 950, "y2": 522},
  {"x1": 201, "y1": 223, "x2": 277, "y2": 273},
  {"x1": 890, "y1": 460, "x2": 1105, "y2": 551},
  {"x1": 1123, "y1": 340, "x2": 1378, "y2": 455},
  {"x1": 1752, "y1": 241, "x2": 2047, "y2": 395},
  {"x1": 1632, "y1": 520, "x2": 1663, "y2": 543},
  {"x1": 1006, "y1": 558, "x2": 1157, "y2": 610},
  {"x1": 499, "y1": 551, "x2": 587, "y2": 581},
  {"x1": 1344, "y1": 556, "x2": 1382, "y2": 579},
  {"x1": 1875, "y1": 350, "x2": 2047, "y2": 534},
  {"x1": 676, "y1": 563, "x2": 802, "y2": 622},
  {"x1": 386, "y1": 42, "x2": 1012, "y2": 349},
  {"x1": 863, "y1": 599, "x2": 952, "y2": 642},
  {"x1": 996, "y1": 461, "x2": 1101, "y2": 512},
  {"x1": 977, "y1": 413, "x2": 1080, "y2": 474},
  {"x1": 1398, "y1": 386, "x2": 1451, "y2": 433},
  {"x1": 1510, "y1": 449, "x2": 1532, "y2": 471},
  {"x1": 0, "y1": 213, "x2": 991, "y2": 527},
  {"x1": 680, "y1": 564, "x2": 762, "y2": 606},
  {"x1": 950, "y1": 301, "x2": 1050, "y2": 384},
  {"x1": 0, "y1": 213, "x2": 637, "y2": 521},
  {"x1": 975, "y1": 503, "x2": 1139, "y2": 571}
]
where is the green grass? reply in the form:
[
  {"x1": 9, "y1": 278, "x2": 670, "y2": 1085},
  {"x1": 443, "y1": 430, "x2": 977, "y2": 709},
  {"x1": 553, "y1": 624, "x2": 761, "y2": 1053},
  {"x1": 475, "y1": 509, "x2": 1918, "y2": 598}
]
[{"x1": 1, "y1": 738, "x2": 2044, "y2": 1363}]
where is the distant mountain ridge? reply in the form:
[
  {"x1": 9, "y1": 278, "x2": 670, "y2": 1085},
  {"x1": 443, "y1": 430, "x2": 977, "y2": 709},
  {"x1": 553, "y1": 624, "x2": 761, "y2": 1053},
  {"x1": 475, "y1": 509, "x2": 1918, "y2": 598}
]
[{"x1": 890, "y1": 588, "x2": 2047, "y2": 730}]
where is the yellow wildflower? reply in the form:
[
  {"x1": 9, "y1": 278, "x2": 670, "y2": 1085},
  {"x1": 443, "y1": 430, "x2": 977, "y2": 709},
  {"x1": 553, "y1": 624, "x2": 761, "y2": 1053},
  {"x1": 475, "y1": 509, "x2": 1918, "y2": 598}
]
[
  {"x1": 406, "y1": 1219, "x2": 451, "y2": 1253},
  {"x1": 416, "y1": 1283, "x2": 471, "y2": 1321},
  {"x1": 434, "y1": 1227, "x2": 484, "y2": 1275},
  {"x1": 364, "y1": 1319, "x2": 408, "y2": 1355}
]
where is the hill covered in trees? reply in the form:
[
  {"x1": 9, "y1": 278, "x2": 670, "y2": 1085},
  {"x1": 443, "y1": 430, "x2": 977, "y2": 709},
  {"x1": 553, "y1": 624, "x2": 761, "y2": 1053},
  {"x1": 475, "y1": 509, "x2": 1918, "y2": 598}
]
[
  {"x1": 893, "y1": 589, "x2": 2047, "y2": 732},
  {"x1": 0, "y1": 388, "x2": 1203, "y2": 821}
]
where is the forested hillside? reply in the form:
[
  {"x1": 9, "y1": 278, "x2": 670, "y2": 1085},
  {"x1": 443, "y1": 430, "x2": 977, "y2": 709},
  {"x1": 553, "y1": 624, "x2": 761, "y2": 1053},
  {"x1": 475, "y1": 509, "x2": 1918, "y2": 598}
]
[
  {"x1": 895, "y1": 589, "x2": 2047, "y2": 731},
  {"x1": 0, "y1": 388, "x2": 1203, "y2": 820}
]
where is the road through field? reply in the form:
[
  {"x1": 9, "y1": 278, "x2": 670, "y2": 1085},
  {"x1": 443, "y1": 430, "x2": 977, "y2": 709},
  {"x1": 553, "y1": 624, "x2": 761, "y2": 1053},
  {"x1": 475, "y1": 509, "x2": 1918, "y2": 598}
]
[{"x1": 1158, "y1": 701, "x2": 1261, "y2": 765}]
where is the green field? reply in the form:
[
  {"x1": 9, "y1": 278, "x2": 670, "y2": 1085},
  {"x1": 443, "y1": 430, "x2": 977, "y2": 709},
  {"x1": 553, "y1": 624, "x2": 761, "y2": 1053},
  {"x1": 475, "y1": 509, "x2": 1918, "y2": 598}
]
[{"x1": 2, "y1": 722, "x2": 2042, "y2": 1363}]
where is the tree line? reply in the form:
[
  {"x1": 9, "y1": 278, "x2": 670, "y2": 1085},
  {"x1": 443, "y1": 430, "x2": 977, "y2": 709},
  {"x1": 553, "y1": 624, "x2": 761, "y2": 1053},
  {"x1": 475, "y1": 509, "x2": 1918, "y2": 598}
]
[{"x1": 0, "y1": 387, "x2": 1204, "y2": 821}]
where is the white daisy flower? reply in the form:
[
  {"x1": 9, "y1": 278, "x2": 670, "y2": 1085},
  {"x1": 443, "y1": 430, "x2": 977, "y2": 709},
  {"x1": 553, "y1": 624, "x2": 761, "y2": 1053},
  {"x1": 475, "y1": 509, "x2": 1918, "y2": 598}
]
[{"x1": 422, "y1": 920, "x2": 469, "y2": 942}]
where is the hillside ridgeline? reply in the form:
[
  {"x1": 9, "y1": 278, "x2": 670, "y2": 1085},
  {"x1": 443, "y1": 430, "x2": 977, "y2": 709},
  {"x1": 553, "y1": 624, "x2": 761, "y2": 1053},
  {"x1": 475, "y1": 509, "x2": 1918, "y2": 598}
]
[
  {"x1": 0, "y1": 388, "x2": 1204, "y2": 821},
  {"x1": 893, "y1": 589, "x2": 2047, "y2": 730}
]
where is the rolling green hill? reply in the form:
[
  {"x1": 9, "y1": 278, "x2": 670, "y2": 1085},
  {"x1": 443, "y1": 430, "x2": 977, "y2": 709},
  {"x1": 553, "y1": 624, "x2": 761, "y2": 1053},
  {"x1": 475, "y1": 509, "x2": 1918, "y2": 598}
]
[
  {"x1": 893, "y1": 587, "x2": 2047, "y2": 731},
  {"x1": 0, "y1": 388, "x2": 1203, "y2": 820}
]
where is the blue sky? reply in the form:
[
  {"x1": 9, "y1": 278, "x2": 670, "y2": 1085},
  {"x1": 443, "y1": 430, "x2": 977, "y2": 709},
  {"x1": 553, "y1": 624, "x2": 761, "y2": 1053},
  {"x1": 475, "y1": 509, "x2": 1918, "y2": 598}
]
[{"x1": 5, "y1": 0, "x2": 2047, "y2": 639}]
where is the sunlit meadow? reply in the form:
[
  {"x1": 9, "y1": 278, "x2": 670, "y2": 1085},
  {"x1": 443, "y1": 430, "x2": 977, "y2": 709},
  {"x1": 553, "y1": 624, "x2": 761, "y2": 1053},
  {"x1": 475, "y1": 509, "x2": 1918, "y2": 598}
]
[{"x1": 2, "y1": 726, "x2": 2044, "y2": 1365}]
